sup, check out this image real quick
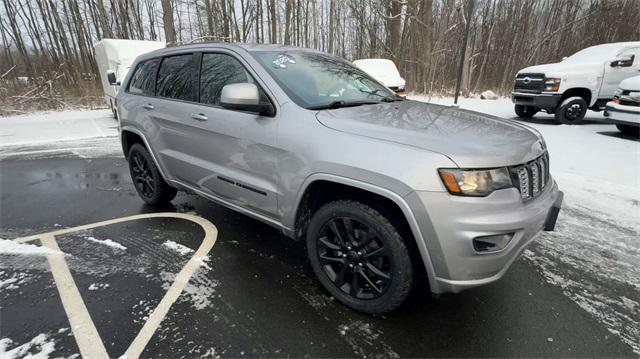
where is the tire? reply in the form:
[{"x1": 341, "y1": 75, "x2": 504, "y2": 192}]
[
  {"x1": 616, "y1": 124, "x2": 640, "y2": 137},
  {"x1": 128, "y1": 143, "x2": 177, "y2": 205},
  {"x1": 514, "y1": 105, "x2": 538, "y2": 119},
  {"x1": 554, "y1": 96, "x2": 587, "y2": 124},
  {"x1": 306, "y1": 200, "x2": 415, "y2": 314}
]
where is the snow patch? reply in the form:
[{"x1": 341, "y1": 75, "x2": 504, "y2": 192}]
[
  {"x1": 0, "y1": 239, "x2": 62, "y2": 256},
  {"x1": 85, "y1": 236, "x2": 127, "y2": 251},
  {"x1": 88, "y1": 283, "x2": 110, "y2": 291},
  {"x1": 0, "y1": 333, "x2": 56, "y2": 359},
  {"x1": 162, "y1": 240, "x2": 194, "y2": 256},
  {"x1": 159, "y1": 271, "x2": 218, "y2": 310}
]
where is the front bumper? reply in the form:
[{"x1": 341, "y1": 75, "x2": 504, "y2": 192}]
[
  {"x1": 603, "y1": 102, "x2": 640, "y2": 126},
  {"x1": 406, "y1": 181, "x2": 563, "y2": 294},
  {"x1": 512, "y1": 91, "x2": 561, "y2": 110}
]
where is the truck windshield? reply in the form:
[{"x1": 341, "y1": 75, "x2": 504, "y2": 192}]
[{"x1": 251, "y1": 51, "x2": 398, "y2": 109}]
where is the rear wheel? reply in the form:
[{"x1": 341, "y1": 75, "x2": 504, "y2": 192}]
[
  {"x1": 555, "y1": 97, "x2": 587, "y2": 124},
  {"x1": 128, "y1": 143, "x2": 177, "y2": 205},
  {"x1": 514, "y1": 105, "x2": 538, "y2": 119},
  {"x1": 616, "y1": 124, "x2": 640, "y2": 137},
  {"x1": 306, "y1": 200, "x2": 415, "y2": 313}
]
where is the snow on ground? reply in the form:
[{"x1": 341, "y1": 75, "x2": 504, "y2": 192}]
[
  {"x1": 0, "y1": 239, "x2": 62, "y2": 256},
  {"x1": 0, "y1": 109, "x2": 121, "y2": 160},
  {"x1": 162, "y1": 240, "x2": 195, "y2": 256},
  {"x1": 412, "y1": 95, "x2": 640, "y2": 354},
  {"x1": 0, "y1": 333, "x2": 57, "y2": 359},
  {"x1": 85, "y1": 236, "x2": 127, "y2": 251}
]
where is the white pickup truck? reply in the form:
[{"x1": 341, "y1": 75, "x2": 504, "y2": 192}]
[{"x1": 512, "y1": 42, "x2": 640, "y2": 124}]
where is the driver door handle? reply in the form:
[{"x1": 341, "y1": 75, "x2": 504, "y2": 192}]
[
  {"x1": 190, "y1": 113, "x2": 208, "y2": 121},
  {"x1": 142, "y1": 104, "x2": 154, "y2": 110}
]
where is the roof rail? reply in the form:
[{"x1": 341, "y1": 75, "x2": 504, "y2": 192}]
[{"x1": 180, "y1": 36, "x2": 233, "y2": 45}]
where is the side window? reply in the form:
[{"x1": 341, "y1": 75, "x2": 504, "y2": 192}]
[
  {"x1": 127, "y1": 58, "x2": 160, "y2": 96},
  {"x1": 199, "y1": 53, "x2": 257, "y2": 106},
  {"x1": 156, "y1": 54, "x2": 194, "y2": 101}
]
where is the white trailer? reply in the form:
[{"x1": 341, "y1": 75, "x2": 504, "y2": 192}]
[{"x1": 94, "y1": 39, "x2": 165, "y2": 117}]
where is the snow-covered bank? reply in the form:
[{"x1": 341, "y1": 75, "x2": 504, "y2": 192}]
[
  {"x1": 0, "y1": 109, "x2": 121, "y2": 160},
  {"x1": 412, "y1": 95, "x2": 640, "y2": 354}
]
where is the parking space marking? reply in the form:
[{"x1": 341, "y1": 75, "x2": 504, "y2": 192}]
[{"x1": 15, "y1": 212, "x2": 218, "y2": 359}]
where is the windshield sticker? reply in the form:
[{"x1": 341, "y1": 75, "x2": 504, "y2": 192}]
[{"x1": 272, "y1": 54, "x2": 296, "y2": 69}]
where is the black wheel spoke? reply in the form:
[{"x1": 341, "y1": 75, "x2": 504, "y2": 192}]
[
  {"x1": 351, "y1": 270, "x2": 361, "y2": 297},
  {"x1": 328, "y1": 220, "x2": 346, "y2": 246},
  {"x1": 319, "y1": 253, "x2": 346, "y2": 264},
  {"x1": 359, "y1": 271, "x2": 383, "y2": 294},
  {"x1": 363, "y1": 246, "x2": 385, "y2": 259},
  {"x1": 366, "y1": 262, "x2": 390, "y2": 279},
  {"x1": 318, "y1": 236, "x2": 340, "y2": 250},
  {"x1": 342, "y1": 218, "x2": 356, "y2": 244},
  {"x1": 334, "y1": 266, "x2": 347, "y2": 287}
]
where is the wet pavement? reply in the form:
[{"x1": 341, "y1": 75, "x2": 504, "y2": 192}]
[{"x1": 0, "y1": 157, "x2": 636, "y2": 358}]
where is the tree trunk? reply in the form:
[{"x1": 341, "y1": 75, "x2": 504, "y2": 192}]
[{"x1": 161, "y1": 0, "x2": 177, "y2": 45}]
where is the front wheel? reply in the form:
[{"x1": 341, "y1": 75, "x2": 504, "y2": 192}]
[
  {"x1": 306, "y1": 200, "x2": 415, "y2": 314},
  {"x1": 616, "y1": 124, "x2": 640, "y2": 137},
  {"x1": 128, "y1": 143, "x2": 177, "y2": 205},
  {"x1": 514, "y1": 105, "x2": 538, "y2": 119},
  {"x1": 555, "y1": 97, "x2": 587, "y2": 124}
]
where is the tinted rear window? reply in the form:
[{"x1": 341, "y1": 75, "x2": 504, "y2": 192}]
[
  {"x1": 156, "y1": 54, "x2": 194, "y2": 101},
  {"x1": 128, "y1": 59, "x2": 160, "y2": 96}
]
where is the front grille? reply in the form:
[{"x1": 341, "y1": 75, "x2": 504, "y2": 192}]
[
  {"x1": 510, "y1": 153, "x2": 550, "y2": 201},
  {"x1": 514, "y1": 73, "x2": 545, "y2": 93}
]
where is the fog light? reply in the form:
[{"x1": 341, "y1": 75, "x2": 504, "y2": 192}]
[{"x1": 473, "y1": 233, "x2": 514, "y2": 253}]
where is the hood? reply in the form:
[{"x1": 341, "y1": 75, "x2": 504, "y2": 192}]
[
  {"x1": 315, "y1": 100, "x2": 545, "y2": 168},
  {"x1": 519, "y1": 62, "x2": 603, "y2": 77},
  {"x1": 619, "y1": 75, "x2": 640, "y2": 91}
]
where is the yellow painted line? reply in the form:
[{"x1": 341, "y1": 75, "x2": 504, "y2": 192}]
[{"x1": 15, "y1": 212, "x2": 218, "y2": 359}]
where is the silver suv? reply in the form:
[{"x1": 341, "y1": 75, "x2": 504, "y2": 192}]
[{"x1": 116, "y1": 43, "x2": 564, "y2": 313}]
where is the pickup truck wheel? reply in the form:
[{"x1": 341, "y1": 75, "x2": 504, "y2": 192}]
[
  {"x1": 306, "y1": 200, "x2": 414, "y2": 313},
  {"x1": 514, "y1": 105, "x2": 538, "y2": 118},
  {"x1": 128, "y1": 143, "x2": 177, "y2": 205},
  {"x1": 555, "y1": 97, "x2": 587, "y2": 124},
  {"x1": 616, "y1": 124, "x2": 640, "y2": 137}
]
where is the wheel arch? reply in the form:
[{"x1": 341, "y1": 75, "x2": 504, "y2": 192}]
[
  {"x1": 291, "y1": 174, "x2": 439, "y2": 292},
  {"x1": 120, "y1": 126, "x2": 170, "y2": 182},
  {"x1": 560, "y1": 87, "x2": 593, "y2": 106}
]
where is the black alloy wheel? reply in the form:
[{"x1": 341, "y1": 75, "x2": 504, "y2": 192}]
[
  {"x1": 127, "y1": 143, "x2": 177, "y2": 205},
  {"x1": 317, "y1": 216, "x2": 392, "y2": 300},
  {"x1": 307, "y1": 200, "x2": 415, "y2": 313}
]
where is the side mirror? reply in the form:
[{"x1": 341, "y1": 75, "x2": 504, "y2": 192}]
[
  {"x1": 106, "y1": 70, "x2": 119, "y2": 86},
  {"x1": 220, "y1": 83, "x2": 275, "y2": 116},
  {"x1": 610, "y1": 54, "x2": 634, "y2": 67}
]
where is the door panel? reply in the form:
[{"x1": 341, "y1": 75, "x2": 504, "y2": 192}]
[
  {"x1": 153, "y1": 51, "x2": 280, "y2": 218},
  {"x1": 601, "y1": 48, "x2": 640, "y2": 98}
]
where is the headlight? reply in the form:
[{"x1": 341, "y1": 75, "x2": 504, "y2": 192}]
[
  {"x1": 438, "y1": 168, "x2": 513, "y2": 196},
  {"x1": 544, "y1": 78, "x2": 561, "y2": 92}
]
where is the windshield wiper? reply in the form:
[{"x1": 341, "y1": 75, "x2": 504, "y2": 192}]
[{"x1": 308, "y1": 100, "x2": 381, "y2": 110}]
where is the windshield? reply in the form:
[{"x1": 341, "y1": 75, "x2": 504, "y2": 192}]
[
  {"x1": 563, "y1": 44, "x2": 624, "y2": 64},
  {"x1": 251, "y1": 51, "x2": 398, "y2": 109}
]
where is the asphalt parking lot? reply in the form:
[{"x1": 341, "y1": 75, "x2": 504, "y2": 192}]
[{"x1": 1, "y1": 156, "x2": 636, "y2": 358}]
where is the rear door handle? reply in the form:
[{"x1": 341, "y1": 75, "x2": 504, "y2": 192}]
[
  {"x1": 142, "y1": 104, "x2": 154, "y2": 110},
  {"x1": 190, "y1": 113, "x2": 208, "y2": 121}
]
